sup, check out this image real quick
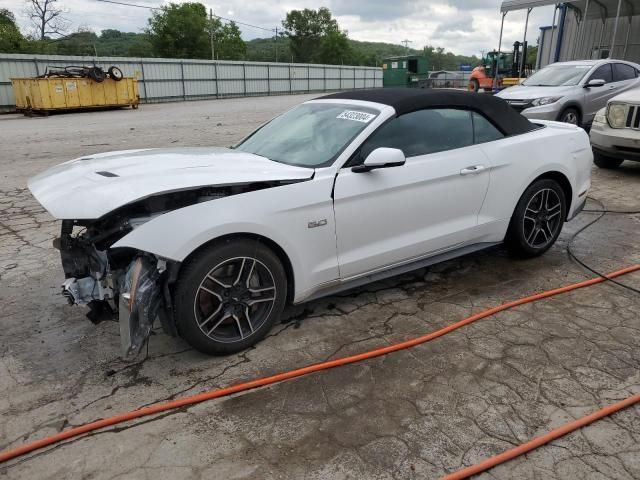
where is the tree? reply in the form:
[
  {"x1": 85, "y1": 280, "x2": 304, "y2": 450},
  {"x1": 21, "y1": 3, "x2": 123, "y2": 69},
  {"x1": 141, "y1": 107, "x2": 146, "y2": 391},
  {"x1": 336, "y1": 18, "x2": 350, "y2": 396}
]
[
  {"x1": 25, "y1": 0, "x2": 68, "y2": 40},
  {"x1": 215, "y1": 21, "x2": 246, "y2": 60},
  {"x1": 147, "y1": 2, "x2": 210, "y2": 59},
  {"x1": 282, "y1": 7, "x2": 346, "y2": 63},
  {"x1": 317, "y1": 29, "x2": 351, "y2": 64},
  {"x1": 0, "y1": 9, "x2": 25, "y2": 53}
]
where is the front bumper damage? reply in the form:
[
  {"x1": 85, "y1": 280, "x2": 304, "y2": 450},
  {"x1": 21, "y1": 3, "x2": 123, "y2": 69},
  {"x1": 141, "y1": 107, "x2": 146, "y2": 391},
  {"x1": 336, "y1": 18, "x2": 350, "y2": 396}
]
[{"x1": 118, "y1": 256, "x2": 163, "y2": 356}]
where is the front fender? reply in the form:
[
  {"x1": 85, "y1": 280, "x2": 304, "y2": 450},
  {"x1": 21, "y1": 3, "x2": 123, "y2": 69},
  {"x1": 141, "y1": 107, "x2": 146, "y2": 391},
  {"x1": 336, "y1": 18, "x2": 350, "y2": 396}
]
[{"x1": 112, "y1": 175, "x2": 340, "y2": 299}]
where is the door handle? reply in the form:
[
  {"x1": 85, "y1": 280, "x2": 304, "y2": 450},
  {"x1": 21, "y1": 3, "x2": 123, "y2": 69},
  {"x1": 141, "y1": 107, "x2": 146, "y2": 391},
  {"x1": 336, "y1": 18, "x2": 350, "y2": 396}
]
[{"x1": 460, "y1": 165, "x2": 486, "y2": 175}]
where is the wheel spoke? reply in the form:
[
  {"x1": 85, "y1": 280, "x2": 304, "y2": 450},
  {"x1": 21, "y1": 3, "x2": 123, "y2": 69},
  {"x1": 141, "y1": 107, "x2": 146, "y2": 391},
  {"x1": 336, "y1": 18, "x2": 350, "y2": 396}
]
[
  {"x1": 207, "y1": 274, "x2": 231, "y2": 289},
  {"x1": 198, "y1": 303, "x2": 222, "y2": 328},
  {"x1": 541, "y1": 189, "x2": 549, "y2": 210},
  {"x1": 547, "y1": 203, "x2": 561, "y2": 219},
  {"x1": 524, "y1": 214, "x2": 536, "y2": 223},
  {"x1": 244, "y1": 306, "x2": 255, "y2": 333},
  {"x1": 232, "y1": 314, "x2": 244, "y2": 339},
  {"x1": 199, "y1": 285, "x2": 222, "y2": 301},
  {"x1": 526, "y1": 226, "x2": 538, "y2": 244},
  {"x1": 247, "y1": 295, "x2": 275, "y2": 307},
  {"x1": 206, "y1": 312, "x2": 231, "y2": 334},
  {"x1": 233, "y1": 258, "x2": 256, "y2": 287},
  {"x1": 538, "y1": 226, "x2": 549, "y2": 242}
]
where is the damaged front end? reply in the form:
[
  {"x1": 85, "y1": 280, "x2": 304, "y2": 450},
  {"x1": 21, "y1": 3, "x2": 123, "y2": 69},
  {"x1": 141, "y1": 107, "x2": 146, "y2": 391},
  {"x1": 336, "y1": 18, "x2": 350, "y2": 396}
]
[
  {"x1": 57, "y1": 217, "x2": 174, "y2": 356},
  {"x1": 53, "y1": 187, "x2": 233, "y2": 356}
]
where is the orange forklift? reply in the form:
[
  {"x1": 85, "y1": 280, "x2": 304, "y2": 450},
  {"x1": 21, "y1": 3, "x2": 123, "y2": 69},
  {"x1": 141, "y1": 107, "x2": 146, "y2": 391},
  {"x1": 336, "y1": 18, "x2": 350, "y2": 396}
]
[{"x1": 468, "y1": 41, "x2": 531, "y2": 92}]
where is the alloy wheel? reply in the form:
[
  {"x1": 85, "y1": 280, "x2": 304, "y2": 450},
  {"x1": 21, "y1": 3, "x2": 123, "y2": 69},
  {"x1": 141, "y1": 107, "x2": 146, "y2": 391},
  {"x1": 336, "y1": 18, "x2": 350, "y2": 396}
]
[
  {"x1": 522, "y1": 188, "x2": 563, "y2": 249},
  {"x1": 194, "y1": 257, "x2": 276, "y2": 343}
]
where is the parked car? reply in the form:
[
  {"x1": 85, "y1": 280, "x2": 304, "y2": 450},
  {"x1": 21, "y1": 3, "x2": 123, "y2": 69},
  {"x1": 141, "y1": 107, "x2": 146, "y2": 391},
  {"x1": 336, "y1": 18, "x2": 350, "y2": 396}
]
[
  {"x1": 590, "y1": 87, "x2": 640, "y2": 168},
  {"x1": 497, "y1": 59, "x2": 640, "y2": 127},
  {"x1": 28, "y1": 89, "x2": 592, "y2": 356},
  {"x1": 426, "y1": 70, "x2": 468, "y2": 89}
]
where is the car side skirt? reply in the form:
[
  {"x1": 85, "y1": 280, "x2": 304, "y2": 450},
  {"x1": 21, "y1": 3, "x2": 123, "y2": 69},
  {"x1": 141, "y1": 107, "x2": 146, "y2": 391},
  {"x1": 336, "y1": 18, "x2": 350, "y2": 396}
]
[{"x1": 297, "y1": 241, "x2": 501, "y2": 304}]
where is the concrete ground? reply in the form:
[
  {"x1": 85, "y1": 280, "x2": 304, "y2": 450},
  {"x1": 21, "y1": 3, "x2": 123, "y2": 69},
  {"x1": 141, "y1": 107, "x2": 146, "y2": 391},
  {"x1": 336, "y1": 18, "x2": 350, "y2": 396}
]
[{"x1": 1, "y1": 95, "x2": 639, "y2": 480}]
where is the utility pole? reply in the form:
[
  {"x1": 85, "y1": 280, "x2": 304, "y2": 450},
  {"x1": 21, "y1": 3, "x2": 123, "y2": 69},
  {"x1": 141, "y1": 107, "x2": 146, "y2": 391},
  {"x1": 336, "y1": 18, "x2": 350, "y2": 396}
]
[
  {"x1": 209, "y1": 8, "x2": 215, "y2": 61},
  {"x1": 274, "y1": 26, "x2": 278, "y2": 62},
  {"x1": 401, "y1": 39, "x2": 412, "y2": 55}
]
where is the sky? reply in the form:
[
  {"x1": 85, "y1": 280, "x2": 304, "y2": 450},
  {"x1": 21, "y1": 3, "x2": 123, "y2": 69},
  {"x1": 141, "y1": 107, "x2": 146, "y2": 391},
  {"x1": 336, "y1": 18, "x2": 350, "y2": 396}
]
[{"x1": 2, "y1": 0, "x2": 557, "y2": 57}]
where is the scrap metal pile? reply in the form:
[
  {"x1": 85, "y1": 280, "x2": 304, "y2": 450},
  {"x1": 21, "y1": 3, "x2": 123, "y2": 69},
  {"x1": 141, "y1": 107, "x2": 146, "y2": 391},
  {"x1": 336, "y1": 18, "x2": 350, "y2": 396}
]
[{"x1": 39, "y1": 65, "x2": 124, "y2": 83}]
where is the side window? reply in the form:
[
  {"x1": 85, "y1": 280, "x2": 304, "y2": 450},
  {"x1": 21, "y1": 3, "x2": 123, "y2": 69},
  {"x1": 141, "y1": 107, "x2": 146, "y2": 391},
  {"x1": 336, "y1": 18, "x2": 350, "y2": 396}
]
[
  {"x1": 359, "y1": 108, "x2": 473, "y2": 160},
  {"x1": 613, "y1": 63, "x2": 638, "y2": 82},
  {"x1": 589, "y1": 64, "x2": 613, "y2": 83},
  {"x1": 472, "y1": 112, "x2": 504, "y2": 143}
]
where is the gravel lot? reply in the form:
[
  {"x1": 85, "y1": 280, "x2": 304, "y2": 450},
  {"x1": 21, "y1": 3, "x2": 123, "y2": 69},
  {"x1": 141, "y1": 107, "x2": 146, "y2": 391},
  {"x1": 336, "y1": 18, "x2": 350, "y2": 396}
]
[{"x1": 1, "y1": 94, "x2": 639, "y2": 480}]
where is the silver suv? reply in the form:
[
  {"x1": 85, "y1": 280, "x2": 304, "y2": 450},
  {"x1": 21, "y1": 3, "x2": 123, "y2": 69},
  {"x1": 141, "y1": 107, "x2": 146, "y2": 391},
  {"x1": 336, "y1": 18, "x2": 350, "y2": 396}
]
[{"x1": 497, "y1": 59, "x2": 640, "y2": 127}]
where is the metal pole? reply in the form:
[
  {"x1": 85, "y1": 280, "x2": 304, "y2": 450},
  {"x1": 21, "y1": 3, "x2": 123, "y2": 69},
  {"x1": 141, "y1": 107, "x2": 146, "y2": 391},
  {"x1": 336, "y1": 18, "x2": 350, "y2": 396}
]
[
  {"x1": 180, "y1": 61, "x2": 186, "y2": 101},
  {"x1": 209, "y1": 9, "x2": 215, "y2": 61},
  {"x1": 609, "y1": 0, "x2": 623, "y2": 58},
  {"x1": 520, "y1": 8, "x2": 532, "y2": 79},
  {"x1": 548, "y1": 4, "x2": 558, "y2": 66},
  {"x1": 597, "y1": 20, "x2": 605, "y2": 58},
  {"x1": 274, "y1": 27, "x2": 278, "y2": 63},
  {"x1": 577, "y1": 0, "x2": 590, "y2": 59},
  {"x1": 494, "y1": 11, "x2": 507, "y2": 91},
  {"x1": 623, "y1": 16, "x2": 632, "y2": 59},
  {"x1": 213, "y1": 61, "x2": 218, "y2": 98}
]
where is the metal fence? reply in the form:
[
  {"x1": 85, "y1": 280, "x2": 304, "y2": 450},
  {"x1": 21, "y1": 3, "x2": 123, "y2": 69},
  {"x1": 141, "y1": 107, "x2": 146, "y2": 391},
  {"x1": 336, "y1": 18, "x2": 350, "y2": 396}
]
[{"x1": 0, "y1": 53, "x2": 383, "y2": 112}]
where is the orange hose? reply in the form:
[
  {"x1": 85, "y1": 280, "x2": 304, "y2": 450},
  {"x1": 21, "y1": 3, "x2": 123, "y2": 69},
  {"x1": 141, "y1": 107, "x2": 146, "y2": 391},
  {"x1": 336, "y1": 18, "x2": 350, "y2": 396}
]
[
  {"x1": 1, "y1": 264, "x2": 638, "y2": 464},
  {"x1": 441, "y1": 393, "x2": 640, "y2": 480}
]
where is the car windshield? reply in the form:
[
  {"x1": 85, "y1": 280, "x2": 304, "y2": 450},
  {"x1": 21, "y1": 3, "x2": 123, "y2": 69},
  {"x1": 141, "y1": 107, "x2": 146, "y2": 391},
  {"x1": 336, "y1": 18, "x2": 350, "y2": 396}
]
[
  {"x1": 235, "y1": 102, "x2": 379, "y2": 167},
  {"x1": 523, "y1": 64, "x2": 593, "y2": 86}
]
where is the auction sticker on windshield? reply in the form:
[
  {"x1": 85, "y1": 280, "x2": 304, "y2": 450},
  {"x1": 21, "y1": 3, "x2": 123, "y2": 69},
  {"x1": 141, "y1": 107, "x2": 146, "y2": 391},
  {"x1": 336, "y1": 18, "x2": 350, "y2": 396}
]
[{"x1": 337, "y1": 110, "x2": 377, "y2": 123}]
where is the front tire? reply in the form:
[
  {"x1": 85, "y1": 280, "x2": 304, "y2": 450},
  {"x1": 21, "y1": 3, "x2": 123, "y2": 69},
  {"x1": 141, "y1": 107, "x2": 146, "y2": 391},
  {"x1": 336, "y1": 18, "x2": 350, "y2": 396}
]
[
  {"x1": 174, "y1": 239, "x2": 287, "y2": 355},
  {"x1": 558, "y1": 107, "x2": 580, "y2": 126},
  {"x1": 593, "y1": 151, "x2": 623, "y2": 169},
  {"x1": 506, "y1": 179, "x2": 567, "y2": 258},
  {"x1": 469, "y1": 78, "x2": 480, "y2": 92}
]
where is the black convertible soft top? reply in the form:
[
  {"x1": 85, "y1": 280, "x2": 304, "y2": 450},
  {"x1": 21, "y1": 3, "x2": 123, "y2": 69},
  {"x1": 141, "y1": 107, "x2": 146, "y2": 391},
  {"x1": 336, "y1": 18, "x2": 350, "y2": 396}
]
[{"x1": 320, "y1": 88, "x2": 537, "y2": 136}]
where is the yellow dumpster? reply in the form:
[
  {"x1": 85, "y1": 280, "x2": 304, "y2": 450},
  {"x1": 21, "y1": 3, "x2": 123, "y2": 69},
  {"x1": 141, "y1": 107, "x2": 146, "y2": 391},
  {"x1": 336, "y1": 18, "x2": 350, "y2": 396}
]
[{"x1": 11, "y1": 77, "x2": 139, "y2": 114}]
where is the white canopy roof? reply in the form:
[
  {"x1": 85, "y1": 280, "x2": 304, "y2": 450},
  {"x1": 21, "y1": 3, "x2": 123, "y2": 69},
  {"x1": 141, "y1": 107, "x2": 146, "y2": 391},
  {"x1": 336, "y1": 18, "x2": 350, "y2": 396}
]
[{"x1": 500, "y1": 0, "x2": 638, "y2": 18}]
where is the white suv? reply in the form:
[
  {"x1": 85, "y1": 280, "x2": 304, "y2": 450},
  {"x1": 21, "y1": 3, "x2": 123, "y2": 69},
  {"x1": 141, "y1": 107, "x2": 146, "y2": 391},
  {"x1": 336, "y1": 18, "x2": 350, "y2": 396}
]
[{"x1": 590, "y1": 88, "x2": 640, "y2": 168}]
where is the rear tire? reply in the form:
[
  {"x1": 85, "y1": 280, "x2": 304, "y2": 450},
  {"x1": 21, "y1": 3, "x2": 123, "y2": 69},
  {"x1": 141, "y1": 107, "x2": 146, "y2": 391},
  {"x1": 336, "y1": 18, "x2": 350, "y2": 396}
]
[
  {"x1": 469, "y1": 78, "x2": 480, "y2": 92},
  {"x1": 174, "y1": 239, "x2": 287, "y2": 355},
  {"x1": 593, "y1": 151, "x2": 623, "y2": 169},
  {"x1": 506, "y1": 179, "x2": 566, "y2": 258}
]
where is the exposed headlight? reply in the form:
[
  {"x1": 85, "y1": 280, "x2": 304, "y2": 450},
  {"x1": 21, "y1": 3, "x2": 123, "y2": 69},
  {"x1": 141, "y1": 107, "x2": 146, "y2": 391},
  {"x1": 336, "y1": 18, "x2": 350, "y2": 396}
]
[
  {"x1": 531, "y1": 96, "x2": 562, "y2": 106},
  {"x1": 607, "y1": 103, "x2": 627, "y2": 128}
]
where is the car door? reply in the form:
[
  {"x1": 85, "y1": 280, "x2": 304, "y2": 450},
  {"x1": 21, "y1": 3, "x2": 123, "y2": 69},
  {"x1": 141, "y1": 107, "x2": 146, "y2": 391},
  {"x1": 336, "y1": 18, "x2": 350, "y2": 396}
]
[
  {"x1": 611, "y1": 62, "x2": 640, "y2": 96},
  {"x1": 332, "y1": 108, "x2": 491, "y2": 279},
  {"x1": 584, "y1": 63, "x2": 616, "y2": 121}
]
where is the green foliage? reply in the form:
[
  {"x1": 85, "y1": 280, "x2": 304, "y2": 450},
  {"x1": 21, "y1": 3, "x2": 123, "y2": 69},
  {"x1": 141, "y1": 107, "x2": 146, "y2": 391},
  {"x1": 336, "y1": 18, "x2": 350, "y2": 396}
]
[
  {"x1": 215, "y1": 21, "x2": 246, "y2": 60},
  {"x1": 423, "y1": 45, "x2": 480, "y2": 71},
  {"x1": 282, "y1": 7, "x2": 344, "y2": 63},
  {"x1": 0, "y1": 4, "x2": 482, "y2": 69},
  {"x1": 147, "y1": 2, "x2": 210, "y2": 59},
  {"x1": 0, "y1": 9, "x2": 25, "y2": 53}
]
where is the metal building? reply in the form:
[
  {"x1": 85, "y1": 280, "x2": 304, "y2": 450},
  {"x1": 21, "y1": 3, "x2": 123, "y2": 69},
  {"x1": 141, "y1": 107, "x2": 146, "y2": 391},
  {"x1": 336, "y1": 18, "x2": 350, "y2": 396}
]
[{"x1": 499, "y1": 1, "x2": 640, "y2": 69}]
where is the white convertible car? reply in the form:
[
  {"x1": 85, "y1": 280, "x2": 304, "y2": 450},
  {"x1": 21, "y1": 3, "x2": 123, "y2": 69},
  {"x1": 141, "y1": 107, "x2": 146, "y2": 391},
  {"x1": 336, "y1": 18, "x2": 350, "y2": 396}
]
[{"x1": 29, "y1": 89, "x2": 592, "y2": 356}]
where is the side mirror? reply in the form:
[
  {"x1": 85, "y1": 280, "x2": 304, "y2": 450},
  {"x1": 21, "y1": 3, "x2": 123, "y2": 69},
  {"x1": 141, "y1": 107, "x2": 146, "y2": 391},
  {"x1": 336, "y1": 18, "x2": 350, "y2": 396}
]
[
  {"x1": 351, "y1": 148, "x2": 406, "y2": 173},
  {"x1": 585, "y1": 78, "x2": 606, "y2": 88}
]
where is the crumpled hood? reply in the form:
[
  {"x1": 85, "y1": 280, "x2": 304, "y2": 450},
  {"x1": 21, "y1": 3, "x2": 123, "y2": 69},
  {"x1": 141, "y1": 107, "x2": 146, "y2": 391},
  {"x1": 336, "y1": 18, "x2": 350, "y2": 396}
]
[{"x1": 28, "y1": 147, "x2": 314, "y2": 219}]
